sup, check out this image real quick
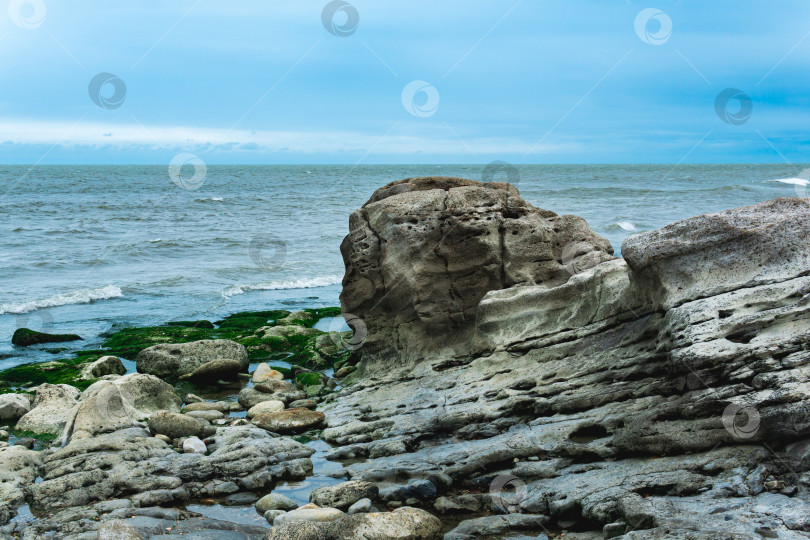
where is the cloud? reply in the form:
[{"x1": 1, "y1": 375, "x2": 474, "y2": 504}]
[{"x1": 0, "y1": 118, "x2": 576, "y2": 157}]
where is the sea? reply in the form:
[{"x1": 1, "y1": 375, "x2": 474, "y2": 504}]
[{"x1": 1, "y1": 163, "x2": 808, "y2": 370}]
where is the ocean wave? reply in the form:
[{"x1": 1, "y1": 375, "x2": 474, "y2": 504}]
[
  {"x1": 194, "y1": 197, "x2": 224, "y2": 202},
  {"x1": 0, "y1": 285, "x2": 123, "y2": 315},
  {"x1": 768, "y1": 177, "x2": 810, "y2": 186},
  {"x1": 221, "y1": 275, "x2": 342, "y2": 298}
]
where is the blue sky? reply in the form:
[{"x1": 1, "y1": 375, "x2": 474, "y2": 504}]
[{"x1": 1, "y1": 0, "x2": 809, "y2": 164}]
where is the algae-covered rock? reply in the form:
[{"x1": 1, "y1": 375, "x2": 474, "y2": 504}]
[{"x1": 12, "y1": 328, "x2": 82, "y2": 347}]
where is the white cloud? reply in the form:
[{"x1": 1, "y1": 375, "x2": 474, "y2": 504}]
[{"x1": 0, "y1": 117, "x2": 576, "y2": 157}]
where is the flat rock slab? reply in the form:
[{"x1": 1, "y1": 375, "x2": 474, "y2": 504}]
[{"x1": 252, "y1": 408, "x2": 325, "y2": 433}]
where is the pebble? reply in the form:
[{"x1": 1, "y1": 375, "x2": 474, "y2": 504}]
[
  {"x1": 0, "y1": 430, "x2": 8, "y2": 440},
  {"x1": 348, "y1": 498, "x2": 372, "y2": 514},
  {"x1": 183, "y1": 436, "x2": 207, "y2": 454},
  {"x1": 155, "y1": 434, "x2": 171, "y2": 444}
]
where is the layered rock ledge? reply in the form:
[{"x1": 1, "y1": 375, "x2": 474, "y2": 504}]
[{"x1": 325, "y1": 177, "x2": 810, "y2": 538}]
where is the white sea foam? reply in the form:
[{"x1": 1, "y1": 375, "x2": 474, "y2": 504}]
[
  {"x1": 0, "y1": 285, "x2": 123, "y2": 315},
  {"x1": 616, "y1": 221, "x2": 637, "y2": 231},
  {"x1": 768, "y1": 177, "x2": 810, "y2": 186},
  {"x1": 221, "y1": 275, "x2": 342, "y2": 298}
]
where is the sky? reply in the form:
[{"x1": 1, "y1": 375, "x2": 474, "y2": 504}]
[{"x1": 1, "y1": 0, "x2": 809, "y2": 164}]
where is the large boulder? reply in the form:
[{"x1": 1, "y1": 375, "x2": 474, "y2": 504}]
[
  {"x1": 61, "y1": 373, "x2": 182, "y2": 442},
  {"x1": 15, "y1": 384, "x2": 80, "y2": 435},
  {"x1": 339, "y1": 176, "x2": 613, "y2": 371},
  {"x1": 136, "y1": 339, "x2": 248, "y2": 380},
  {"x1": 323, "y1": 191, "x2": 810, "y2": 539},
  {"x1": 0, "y1": 394, "x2": 32, "y2": 424}
]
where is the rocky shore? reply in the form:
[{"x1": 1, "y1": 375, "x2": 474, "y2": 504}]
[{"x1": 2, "y1": 176, "x2": 810, "y2": 539}]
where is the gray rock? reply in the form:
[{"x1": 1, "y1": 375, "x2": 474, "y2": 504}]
[
  {"x1": 265, "y1": 506, "x2": 441, "y2": 539},
  {"x1": 184, "y1": 409, "x2": 224, "y2": 421},
  {"x1": 339, "y1": 176, "x2": 613, "y2": 371},
  {"x1": 181, "y1": 358, "x2": 245, "y2": 381},
  {"x1": 310, "y1": 481, "x2": 379, "y2": 511},
  {"x1": 347, "y1": 498, "x2": 372, "y2": 514},
  {"x1": 239, "y1": 381, "x2": 304, "y2": 408},
  {"x1": 255, "y1": 492, "x2": 298, "y2": 513},
  {"x1": 15, "y1": 383, "x2": 80, "y2": 435},
  {"x1": 148, "y1": 410, "x2": 206, "y2": 439},
  {"x1": 252, "y1": 409, "x2": 324, "y2": 434},
  {"x1": 0, "y1": 394, "x2": 31, "y2": 423},
  {"x1": 445, "y1": 514, "x2": 551, "y2": 539},
  {"x1": 273, "y1": 507, "x2": 344, "y2": 526},
  {"x1": 61, "y1": 373, "x2": 181, "y2": 442},
  {"x1": 80, "y1": 356, "x2": 126, "y2": 380},
  {"x1": 97, "y1": 519, "x2": 143, "y2": 539},
  {"x1": 321, "y1": 191, "x2": 810, "y2": 538},
  {"x1": 136, "y1": 339, "x2": 248, "y2": 380},
  {"x1": 29, "y1": 425, "x2": 314, "y2": 514}
]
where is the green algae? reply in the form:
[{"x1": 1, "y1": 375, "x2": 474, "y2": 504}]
[
  {"x1": 0, "y1": 306, "x2": 348, "y2": 392},
  {"x1": 12, "y1": 328, "x2": 83, "y2": 347}
]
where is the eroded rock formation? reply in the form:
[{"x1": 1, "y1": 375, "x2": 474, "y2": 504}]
[{"x1": 329, "y1": 178, "x2": 810, "y2": 538}]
